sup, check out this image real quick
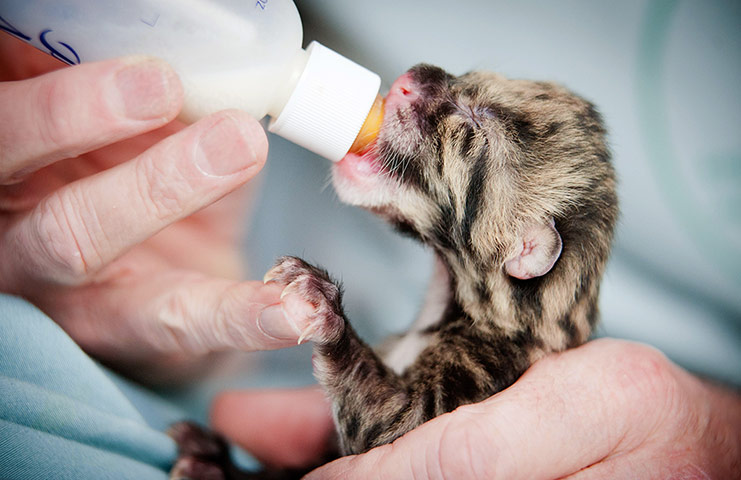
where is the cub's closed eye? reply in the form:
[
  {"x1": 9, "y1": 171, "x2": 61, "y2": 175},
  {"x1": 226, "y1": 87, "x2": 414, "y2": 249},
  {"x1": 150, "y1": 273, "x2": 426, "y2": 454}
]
[{"x1": 456, "y1": 103, "x2": 496, "y2": 128}]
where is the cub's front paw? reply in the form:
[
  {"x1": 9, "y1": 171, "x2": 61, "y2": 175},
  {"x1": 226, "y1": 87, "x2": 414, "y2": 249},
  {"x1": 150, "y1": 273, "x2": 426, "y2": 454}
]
[{"x1": 264, "y1": 256, "x2": 345, "y2": 345}]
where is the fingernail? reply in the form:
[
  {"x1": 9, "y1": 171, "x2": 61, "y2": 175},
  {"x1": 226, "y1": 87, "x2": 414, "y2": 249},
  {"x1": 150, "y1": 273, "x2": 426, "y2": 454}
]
[
  {"x1": 257, "y1": 304, "x2": 302, "y2": 341},
  {"x1": 114, "y1": 57, "x2": 181, "y2": 120},
  {"x1": 195, "y1": 113, "x2": 260, "y2": 176}
]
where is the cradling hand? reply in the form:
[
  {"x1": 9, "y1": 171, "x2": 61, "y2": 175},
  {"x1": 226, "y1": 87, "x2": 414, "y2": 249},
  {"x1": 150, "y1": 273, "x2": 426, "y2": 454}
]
[
  {"x1": 0, "y1": 37, "x2": 305, "y2": 382},
  {"x1": 211, "y1": 339, "x2": 741, "y2": 478}
]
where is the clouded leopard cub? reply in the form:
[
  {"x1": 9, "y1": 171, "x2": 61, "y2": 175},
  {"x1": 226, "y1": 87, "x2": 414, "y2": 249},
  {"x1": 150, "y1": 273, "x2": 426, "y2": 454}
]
[{"x1": 171, "y1": 64, "x2": 618, "y2": 477}]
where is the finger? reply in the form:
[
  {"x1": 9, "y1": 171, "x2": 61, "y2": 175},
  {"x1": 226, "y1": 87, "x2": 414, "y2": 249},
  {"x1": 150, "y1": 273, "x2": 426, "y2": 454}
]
[
  {"x1": 562, "y1": 449, "x2": 670, "y2": 480},
  {"x1": 2, "y1": 109, "x2": 268, "y2": 289},
  {"x1": 44, "y1": 266, "x2": 319, "y2": 360},
  {"x1": 211, "y1": 388, "x2": 335, "y2": 468},
  {"x1": 0, "y1": 56, "x2": 183, "y2": 184},
  {"x1": 307, "y1": 340, "x2": 673, "y2": 480}
]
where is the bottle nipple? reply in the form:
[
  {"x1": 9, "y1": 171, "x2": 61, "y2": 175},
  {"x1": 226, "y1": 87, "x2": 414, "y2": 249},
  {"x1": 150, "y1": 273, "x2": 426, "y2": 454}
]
[
  {"x1": 348, "y1": 94, "x2": 385, "y2": 154},
  {"x1": 268, "y1": 42, "x2": 382, "y2": 161}
]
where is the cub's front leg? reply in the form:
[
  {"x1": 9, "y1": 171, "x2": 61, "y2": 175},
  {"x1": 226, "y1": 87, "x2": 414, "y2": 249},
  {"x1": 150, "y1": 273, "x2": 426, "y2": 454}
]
[{"x1": 265, "y1": 256, "x2": 407, "y2": 454}]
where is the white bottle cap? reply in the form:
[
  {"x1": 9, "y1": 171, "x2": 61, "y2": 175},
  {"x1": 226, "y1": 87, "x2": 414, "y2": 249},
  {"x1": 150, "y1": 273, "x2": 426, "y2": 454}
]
[{"x1": 268, "y1": 41, "x2": 381, "y2": 162}]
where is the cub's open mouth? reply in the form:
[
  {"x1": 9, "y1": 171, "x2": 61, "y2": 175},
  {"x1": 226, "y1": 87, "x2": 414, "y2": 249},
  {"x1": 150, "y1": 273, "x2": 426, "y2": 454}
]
[
  {"x1": 335, "y1": 71, "x2": 421, "y2": 184},
  {"x1": 335, "y1": 149, "x2": 386, "y2": 185}
]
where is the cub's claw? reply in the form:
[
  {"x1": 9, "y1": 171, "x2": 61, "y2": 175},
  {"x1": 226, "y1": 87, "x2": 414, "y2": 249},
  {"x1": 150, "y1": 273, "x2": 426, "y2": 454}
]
[{"x1": 264, "y1": 256, "x2": 346, "y2": 345}]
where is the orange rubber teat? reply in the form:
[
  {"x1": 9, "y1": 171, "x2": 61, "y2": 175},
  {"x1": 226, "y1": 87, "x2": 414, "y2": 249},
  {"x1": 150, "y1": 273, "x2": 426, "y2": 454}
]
[{"x1": 348, "y1": 94, "x2": 385, "y2": 154}]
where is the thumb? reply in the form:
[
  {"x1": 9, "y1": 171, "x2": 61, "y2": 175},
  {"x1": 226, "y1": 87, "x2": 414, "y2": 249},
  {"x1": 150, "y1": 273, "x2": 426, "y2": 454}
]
[
  {"x1": 304, "y1": 406, "x2": 498, "y2": 480},
  {"x1": 307, "y1": 339, "x2": 671, "y2": 480}
]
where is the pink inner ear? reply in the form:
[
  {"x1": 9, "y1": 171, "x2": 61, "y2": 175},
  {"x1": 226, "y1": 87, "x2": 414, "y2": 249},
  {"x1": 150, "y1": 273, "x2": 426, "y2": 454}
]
[{"x1": 505, "y1": 219, "x2": 563, "y2": 280}]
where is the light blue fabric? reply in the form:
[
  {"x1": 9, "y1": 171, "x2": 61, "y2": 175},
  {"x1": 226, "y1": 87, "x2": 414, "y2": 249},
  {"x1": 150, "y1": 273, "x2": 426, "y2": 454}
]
[{"x1": 0, "y1": 293, "x2": 178, "y2": 479}]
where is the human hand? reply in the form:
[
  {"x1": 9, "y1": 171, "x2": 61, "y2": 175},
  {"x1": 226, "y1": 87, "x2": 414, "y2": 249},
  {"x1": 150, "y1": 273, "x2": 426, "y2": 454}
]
[
  {"x1": 0, "y1": 37, "x2": 306, "y2": 382},
  {"x1": 211, "y1": 339, "x2": 741, "y2": 478}
]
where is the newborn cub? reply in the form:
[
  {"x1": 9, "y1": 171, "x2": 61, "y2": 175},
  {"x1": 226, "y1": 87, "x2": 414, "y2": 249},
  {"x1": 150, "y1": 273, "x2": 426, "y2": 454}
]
[{"x1": 171, "y1": 64, "x2": 618, "y2": 478}]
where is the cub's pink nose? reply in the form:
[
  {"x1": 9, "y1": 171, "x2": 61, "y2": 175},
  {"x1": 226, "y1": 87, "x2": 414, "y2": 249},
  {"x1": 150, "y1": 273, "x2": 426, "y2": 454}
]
[{"x1": 385, "y1": 72, "x2": 420, "y2": 111}]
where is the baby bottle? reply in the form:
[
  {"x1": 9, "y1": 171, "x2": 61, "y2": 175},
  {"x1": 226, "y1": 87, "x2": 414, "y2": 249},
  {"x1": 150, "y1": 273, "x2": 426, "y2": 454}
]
[{"x1": 0, "y1": 0, "x2": 384, "y2": 161}]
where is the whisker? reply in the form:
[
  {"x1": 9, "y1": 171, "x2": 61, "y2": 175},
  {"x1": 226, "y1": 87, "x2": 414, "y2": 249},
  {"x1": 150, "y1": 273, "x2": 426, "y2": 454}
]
[{"x1": 320, "y1": 172, "x2": 334, "y2": 193}]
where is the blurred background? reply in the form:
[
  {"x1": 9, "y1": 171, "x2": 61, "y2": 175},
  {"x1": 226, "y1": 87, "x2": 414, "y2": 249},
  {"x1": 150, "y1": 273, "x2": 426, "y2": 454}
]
[{"x1": 172, "y1": 0, "x2": 741, "y2": 418}]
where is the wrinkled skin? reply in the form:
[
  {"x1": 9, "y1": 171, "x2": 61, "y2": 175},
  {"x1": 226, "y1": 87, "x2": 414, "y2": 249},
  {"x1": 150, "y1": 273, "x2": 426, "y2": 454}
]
[
  {"x1": 215, "y1": 339, "x2": 741, "y2": 480},
  {"x1": 0, "y1": 36, "x2": 308, "y2": 383}
]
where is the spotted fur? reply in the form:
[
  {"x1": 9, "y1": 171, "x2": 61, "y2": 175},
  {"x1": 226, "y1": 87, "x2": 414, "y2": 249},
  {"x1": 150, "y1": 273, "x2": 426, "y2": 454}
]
[
  {"x1": 169, "y1": 64, "x2": 618, "y2": 478},
  {"x1": 320, "y1": 64, "x2": 618, "y2": 454}
]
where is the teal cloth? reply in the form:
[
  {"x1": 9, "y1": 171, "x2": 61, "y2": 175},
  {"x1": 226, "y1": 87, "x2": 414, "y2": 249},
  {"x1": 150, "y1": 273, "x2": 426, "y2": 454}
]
[{"x1": 0, "y1": 293, "x2": 179, "y2": 479}]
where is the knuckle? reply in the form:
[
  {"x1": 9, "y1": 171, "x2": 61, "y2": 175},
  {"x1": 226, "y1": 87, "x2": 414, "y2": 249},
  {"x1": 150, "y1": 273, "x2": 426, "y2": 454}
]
[
  {"x1": 603, "y1": 341, "x2": 679, "y2": 410},
  {"x1": 22, "y1": 194, "x2": 100, "y2": 284},
  {"x1": 153, "y1": 286, "x2": 207, "y2": 354},
  {"x1": 211, "y1": 283, "x2": 262, "y2": 348},
  {"x1": 435, "y1": 416, "x2": 498, "y2": 480},
  {"x1": 135, "y1": 153, "x2": 195, "y2": 221},
  {"x1": 152, "y1": 277, "x2": 241, "y2": 355},
  {"x1": 34, "y1": 77, "x2": 77, "y2": 156},
  {"x1": 596, "y1": 340, "x2": 691, "y2": 446}
]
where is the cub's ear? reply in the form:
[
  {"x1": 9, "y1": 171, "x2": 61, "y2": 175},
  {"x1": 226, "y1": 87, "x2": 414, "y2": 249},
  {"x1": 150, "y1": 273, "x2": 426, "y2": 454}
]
[{"x1": 504, "y1": 218, "x2": 562, "y2": 280}]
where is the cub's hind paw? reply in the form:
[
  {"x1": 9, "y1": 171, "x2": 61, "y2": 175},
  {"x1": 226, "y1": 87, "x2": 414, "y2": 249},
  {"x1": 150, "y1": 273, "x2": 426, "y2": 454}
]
[
  {"x1": 168, "y1": 422, "x2": 231, "y2": 480},
  {"x1": 264, "y1": 256, "x2": 345, "y2": 345},
  {"x1": 168, "y1": 421, "x2": 230, "y2": 459},
  {"x1": 171, "y1": 455, "x2": 226, "y2": 480}
]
